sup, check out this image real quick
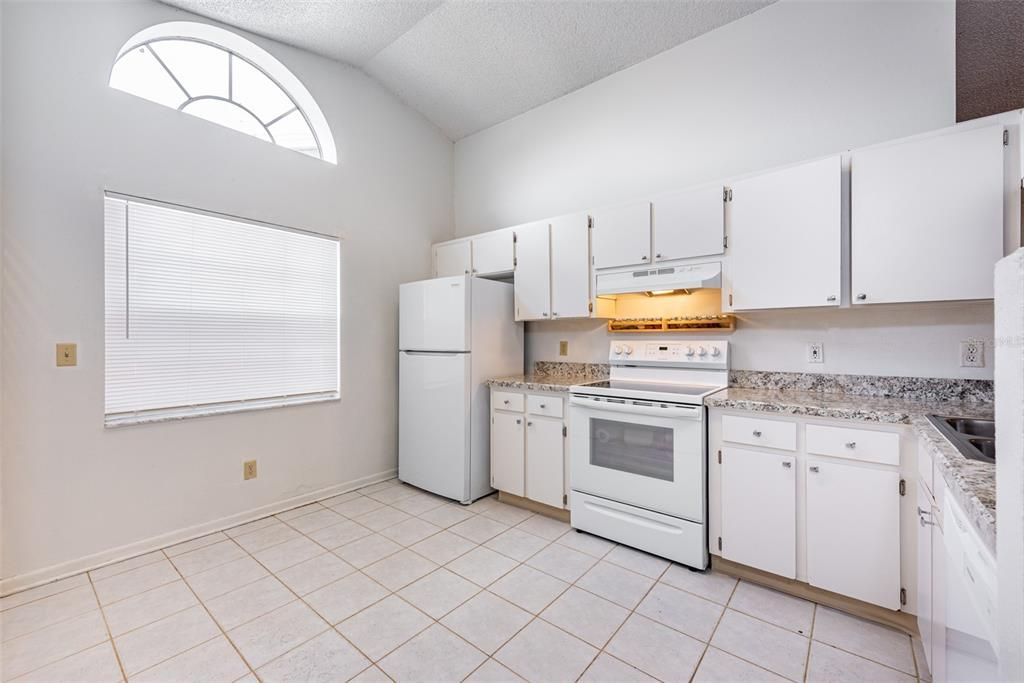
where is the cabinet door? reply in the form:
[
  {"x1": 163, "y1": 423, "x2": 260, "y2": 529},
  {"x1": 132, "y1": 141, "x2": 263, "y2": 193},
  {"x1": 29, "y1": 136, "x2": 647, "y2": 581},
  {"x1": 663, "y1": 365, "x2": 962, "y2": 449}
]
[
  {"x1": 728, "y1": 156, "x2": 841, "y2": 310},
  {"x1": 550, "y1": 213, "x2": 592, "y2": 319},
  {"x1": 472, "y1": 229, "x2": 515, "y2": 275},
  {"x1": 526, "y1": 417, "x2": 565, "y2": 509},
  {"x1": 514, "y1": 222, "x2": 551, "y2": 321},
  {"x1": 491, "y1": 411, "x2": 524, "y2": 496},
  {"x1": 806, "y1": 459, "x2": 900, "y2": 609},
  {"x1": 851, "y1": 124, "x2": 1004, "y2": 304},
  {"x1": 435, "y1": 241, "x2": 472, "y2": 277},
  {"x1": 720, "y1": 447, "x2": 796, "y2": 578},
  {"x1": 652, "y1": 185, "x2": 724, "y2": 262},
  {"x1": 590, "y1": 201, "x2": 651, "y2": 269}
]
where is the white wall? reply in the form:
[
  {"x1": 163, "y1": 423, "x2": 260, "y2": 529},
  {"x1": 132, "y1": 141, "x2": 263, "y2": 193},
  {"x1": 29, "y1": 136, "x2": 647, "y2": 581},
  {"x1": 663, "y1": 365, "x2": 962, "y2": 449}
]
[
  {"x1": 453, "y1": 0, "x2": 996, "y2": 380},
  {"x1": 1, "y1": 1, "x2": 452, "y2": 587}
]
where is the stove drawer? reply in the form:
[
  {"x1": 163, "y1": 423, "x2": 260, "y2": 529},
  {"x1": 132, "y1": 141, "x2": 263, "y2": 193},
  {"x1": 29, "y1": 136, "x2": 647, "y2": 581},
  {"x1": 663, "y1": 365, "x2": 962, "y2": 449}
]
[
  {"x1": 722, "y1": 414, "x2": 796, "y2": 451},
  {"x1": 527, "y1": 395, "x2": 563, "y2": 418}
]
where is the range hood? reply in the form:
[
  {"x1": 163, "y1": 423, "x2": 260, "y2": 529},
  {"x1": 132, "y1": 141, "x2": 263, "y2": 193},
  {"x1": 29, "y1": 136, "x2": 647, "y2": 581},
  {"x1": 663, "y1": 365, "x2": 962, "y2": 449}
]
[{"x1": 596, "y1": 262, "x2": 722, "y2": 297}]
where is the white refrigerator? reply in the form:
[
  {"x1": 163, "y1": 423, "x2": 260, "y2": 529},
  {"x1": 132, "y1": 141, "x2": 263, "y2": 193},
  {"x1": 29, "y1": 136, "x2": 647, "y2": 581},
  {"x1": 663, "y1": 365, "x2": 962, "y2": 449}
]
[{"x1": 399, "y1": 275, "x2": 523, "y2": 503}]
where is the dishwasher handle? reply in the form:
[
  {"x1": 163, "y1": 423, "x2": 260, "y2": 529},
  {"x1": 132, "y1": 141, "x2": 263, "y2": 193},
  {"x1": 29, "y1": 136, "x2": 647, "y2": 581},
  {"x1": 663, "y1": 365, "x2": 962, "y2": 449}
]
[{"x1": 569, "y1": 396, "x2": 701, "y2": 419}]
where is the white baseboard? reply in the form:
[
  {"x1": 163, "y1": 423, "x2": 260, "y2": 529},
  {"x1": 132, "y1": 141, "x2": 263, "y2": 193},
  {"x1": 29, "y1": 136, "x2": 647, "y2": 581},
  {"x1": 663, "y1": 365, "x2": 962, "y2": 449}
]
[{"x1": 0, "y1": 469, "x2": 397, "y2": 597}]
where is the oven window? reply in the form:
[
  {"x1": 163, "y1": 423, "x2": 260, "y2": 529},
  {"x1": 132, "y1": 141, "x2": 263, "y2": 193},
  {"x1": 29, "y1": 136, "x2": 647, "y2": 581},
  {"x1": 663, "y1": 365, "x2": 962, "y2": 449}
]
[{"x1": 590, "y1": 418, "x2": 674, "y2": 481}]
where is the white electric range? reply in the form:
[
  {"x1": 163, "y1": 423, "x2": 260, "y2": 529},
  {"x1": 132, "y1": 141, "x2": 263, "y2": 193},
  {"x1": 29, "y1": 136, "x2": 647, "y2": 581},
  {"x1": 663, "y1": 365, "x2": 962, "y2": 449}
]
[{"x1": 568, "y1": 339, "x2": 729, "y2": 569}]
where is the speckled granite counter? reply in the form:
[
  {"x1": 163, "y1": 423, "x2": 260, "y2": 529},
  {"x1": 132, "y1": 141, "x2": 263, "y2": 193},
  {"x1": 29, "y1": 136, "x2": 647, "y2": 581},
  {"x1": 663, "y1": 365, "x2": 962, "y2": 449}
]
[
  {"x1": 707, "y1": 386, "x2": 995, "y2": 552},
  {"x1": 487, "y1": 374, "x2": 595, "y2": 393}
]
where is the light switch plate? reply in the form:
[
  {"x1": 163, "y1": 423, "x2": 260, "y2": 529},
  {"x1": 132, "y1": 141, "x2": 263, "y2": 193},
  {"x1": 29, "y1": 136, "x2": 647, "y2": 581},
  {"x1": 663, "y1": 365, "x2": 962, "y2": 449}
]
[
  {"x1": 56, "y1": 343, "x2": 77, "y2": 367},
  {"x1": 559, "y1": 340, "x2": 569, "y2": 356}
]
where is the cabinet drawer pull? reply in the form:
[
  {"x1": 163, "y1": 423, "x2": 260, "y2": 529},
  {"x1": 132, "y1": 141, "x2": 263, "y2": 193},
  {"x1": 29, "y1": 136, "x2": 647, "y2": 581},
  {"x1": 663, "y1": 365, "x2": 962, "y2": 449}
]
[
  {"x1": 844, "y1": 441, "x2": 856, "y2": 449},
  {"x1": 503, "y1": 400, "x2": 510, "y2": 405},
  {"x1": 782, "y1": 461, "x2": 792, "y2": 469},
  {"x1": 539, "y1": 403, "x2": 546, "y2": 409},
  {"x1": 655, "y1": 253, "x2": 662, "y2": 259},
  {"x1": 809, "y1": 465, "x2": 820, "y2": 473},
  {"x1": 515, "y1": 419, "x2": 521, "y2": 425},
  {"x1": 856, "y1": 293, "x2": 867, "y2": 301},
  {"x1": 641, "y1": 255, "x2": 649, "y2": 261},
  {"x1": 827, "y1": 295, "x2": 836, "y2": 302},
  {"x1": 752, "y1": 430, "x2": 762, "y2": 437},
  {"x1": 527, "y1": 421, "x2": 533, "y2": 427}
]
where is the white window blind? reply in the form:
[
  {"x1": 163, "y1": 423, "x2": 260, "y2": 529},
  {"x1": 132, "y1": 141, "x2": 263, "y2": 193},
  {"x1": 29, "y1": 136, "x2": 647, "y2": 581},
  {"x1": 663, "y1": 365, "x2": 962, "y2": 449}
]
[{"x1": 104, "y1": 195, "x2": 339, "y2": 425}]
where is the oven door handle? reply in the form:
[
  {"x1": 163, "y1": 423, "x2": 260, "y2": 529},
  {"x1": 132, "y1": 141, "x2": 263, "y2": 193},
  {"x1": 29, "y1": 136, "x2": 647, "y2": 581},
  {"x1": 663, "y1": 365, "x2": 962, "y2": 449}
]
[{"x1": 569, "y1": 396, "x2": 701, "y2": 419}]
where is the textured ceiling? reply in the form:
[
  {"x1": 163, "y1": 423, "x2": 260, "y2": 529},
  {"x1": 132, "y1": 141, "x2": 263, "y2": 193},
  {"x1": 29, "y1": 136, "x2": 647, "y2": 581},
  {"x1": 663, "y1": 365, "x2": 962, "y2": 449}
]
[{"x1": 161, "y1": 0, "x2": 774, "y2": 140}]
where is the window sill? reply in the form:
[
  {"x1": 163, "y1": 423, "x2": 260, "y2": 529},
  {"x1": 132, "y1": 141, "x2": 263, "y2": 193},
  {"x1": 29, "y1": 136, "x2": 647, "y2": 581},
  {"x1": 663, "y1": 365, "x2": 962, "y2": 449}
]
[{"x1": 105, "y1": 392, "x2": 340, "y2": 428}]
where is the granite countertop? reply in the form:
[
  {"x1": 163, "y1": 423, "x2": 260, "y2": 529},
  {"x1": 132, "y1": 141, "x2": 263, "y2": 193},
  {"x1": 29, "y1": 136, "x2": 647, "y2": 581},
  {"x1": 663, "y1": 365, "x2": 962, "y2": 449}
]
[
  {"x1": 487, "y1": 374, "x2": 594, "y2": 393},
  {"x1": 706, "y1": 386, "x2": 995, "y2": 553}
]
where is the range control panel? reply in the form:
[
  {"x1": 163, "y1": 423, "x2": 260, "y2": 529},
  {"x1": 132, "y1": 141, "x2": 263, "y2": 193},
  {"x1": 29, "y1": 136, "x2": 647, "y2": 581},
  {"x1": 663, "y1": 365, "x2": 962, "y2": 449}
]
[{"x1": 608, "y1": 339, "x2": 728, "y2": 367}]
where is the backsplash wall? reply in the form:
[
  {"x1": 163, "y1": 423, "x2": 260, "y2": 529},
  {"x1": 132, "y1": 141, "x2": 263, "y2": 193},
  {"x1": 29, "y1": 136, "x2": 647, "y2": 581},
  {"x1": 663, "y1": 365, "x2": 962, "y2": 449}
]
[{"x1": 525, "y1": 301, "x2": 995, "y2": 381}]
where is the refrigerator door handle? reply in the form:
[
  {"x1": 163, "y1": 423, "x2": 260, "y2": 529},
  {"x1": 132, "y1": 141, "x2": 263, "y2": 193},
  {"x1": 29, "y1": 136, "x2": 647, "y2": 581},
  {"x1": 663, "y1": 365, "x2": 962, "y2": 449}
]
[{"x1": 401, "y1": 350, "x2": 467, "y2": 356}]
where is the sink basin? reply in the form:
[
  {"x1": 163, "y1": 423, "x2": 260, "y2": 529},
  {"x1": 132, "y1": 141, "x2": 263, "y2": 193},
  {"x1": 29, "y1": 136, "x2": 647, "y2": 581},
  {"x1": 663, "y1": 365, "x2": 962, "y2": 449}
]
[
  {"x1": 927, "y1": 415, "x2": 995, "y2": 464},
  {"x1": 945, "y1": 417, "x2": 995, "y2": 439}
]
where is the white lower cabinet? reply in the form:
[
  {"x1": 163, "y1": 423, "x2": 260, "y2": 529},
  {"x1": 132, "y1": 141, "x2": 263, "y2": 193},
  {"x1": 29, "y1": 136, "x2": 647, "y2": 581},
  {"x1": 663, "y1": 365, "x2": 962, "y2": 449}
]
[
  {"x1": 526, "y1": 417, "x2": 565, "y2": 508},
  {"x1": 720, "y1": 447, "x2": 796, "y2": 578},
  {"x1": 490, "y1": 388, "x2": 568, "y2": 509},
  {"x1": 491, "y1": 411, "x2": 525, "y2": 496},
  {"x1": 806, "y1": 459, "x2": 900, "y2": 608},
  {"x1": 711, "y1": 409, "x2": 911, "y2": 612}
]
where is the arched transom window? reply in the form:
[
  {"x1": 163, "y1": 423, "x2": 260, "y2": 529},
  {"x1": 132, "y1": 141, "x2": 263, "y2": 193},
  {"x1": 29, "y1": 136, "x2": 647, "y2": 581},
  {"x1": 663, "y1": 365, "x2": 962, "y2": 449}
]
[{"x1": 110, "y1": 22, "x2": 337, "y2": 163}]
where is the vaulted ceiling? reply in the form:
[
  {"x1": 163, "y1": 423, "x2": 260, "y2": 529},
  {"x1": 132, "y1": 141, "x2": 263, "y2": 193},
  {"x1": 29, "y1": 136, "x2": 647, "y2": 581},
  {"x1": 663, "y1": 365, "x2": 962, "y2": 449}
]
[{"x1": 161, "y1": 0, "x2": 774, "y2": 140}]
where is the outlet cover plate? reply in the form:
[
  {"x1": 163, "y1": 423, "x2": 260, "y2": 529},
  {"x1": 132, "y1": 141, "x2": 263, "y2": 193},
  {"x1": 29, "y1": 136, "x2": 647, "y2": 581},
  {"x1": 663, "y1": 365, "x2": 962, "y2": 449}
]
[
  {"x1": 807, "y1": 342, "x2": 824, "y2": 364},
  {"x1": 960, "y1": 341, "x2": 985, "y2": 368},
  {"x1": 559, "y1": 340, "x2": 569, "y2": 356}
]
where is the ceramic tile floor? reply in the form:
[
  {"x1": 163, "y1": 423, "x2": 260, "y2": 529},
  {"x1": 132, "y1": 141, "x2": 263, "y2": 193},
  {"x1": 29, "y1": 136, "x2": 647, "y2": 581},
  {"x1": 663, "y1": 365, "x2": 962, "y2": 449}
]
[{"x1": 0, "y1": 478, "x2": 929, "y2": 683}]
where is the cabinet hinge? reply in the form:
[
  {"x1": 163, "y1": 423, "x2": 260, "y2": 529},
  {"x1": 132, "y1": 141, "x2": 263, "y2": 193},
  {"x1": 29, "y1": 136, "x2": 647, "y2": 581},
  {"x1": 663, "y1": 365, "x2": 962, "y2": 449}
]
[
  {"x1": 587, "y1": 216, "x2": 594, "y2": 229},
  {"x1": 588, "y1": 301, "x2": 594, "y2": 313},
  {"x1": 563, "y1": 425, "x2": 567, "y2": 437},
  {"x1": 513, "y1": 232, "x2": 517, "y2": 243},
  {"x1": 723, "y1": 235, "x2": 728, "y2": 249},
  {"x1": 591, "y1": 255, "x2": 595, "y2": 266},
  {"x1": 728, "y1": 293, "x2": 734, "y2": 306},
  {"x1": 717, "y1": 450, "x2": 722, "y2": 464},
  {"x1": 563, "y1": 493, "x2": 568, "y2": 505},
  {"x1": 899, "y1": 479, "x2": 906, "y2": 496},
  {"x1": 900, "y1": 588, "x2": 907, "y2": 606},
  {"x1": 717, "y1": 536, "x2": 722, "y2": 551},
  {"x1": 723, "y1": 188, "x2": 733, "y2": 202},
  {"x1": 513, "y1": 257, "x2": 517, "y2": 267},
  {"x1": 1004, "y1": 130, "x2": 1010, "y2": 146}
]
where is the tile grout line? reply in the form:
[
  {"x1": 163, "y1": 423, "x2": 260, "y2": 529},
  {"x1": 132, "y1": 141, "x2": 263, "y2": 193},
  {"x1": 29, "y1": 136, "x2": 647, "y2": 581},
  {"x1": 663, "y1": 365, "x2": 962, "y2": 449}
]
[
  {"x1": 88, "y1": 564, "x2": 129, "y2": 683},
  {"x1": 685, "y1": 572, "x2": 741, "y2": 683}
]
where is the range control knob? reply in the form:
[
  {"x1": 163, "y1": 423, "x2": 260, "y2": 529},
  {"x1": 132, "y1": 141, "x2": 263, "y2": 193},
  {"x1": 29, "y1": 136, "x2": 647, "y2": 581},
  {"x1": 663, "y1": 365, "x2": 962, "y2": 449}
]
[
  {"x1": 698, "y1": 346, "x2": 708, "y2": 357},
  {"x1": 622, "y1": 345, "x2": 634, "y2": 356},
  {"x1": 686, "y1": 346, "x2": 695, "y2": 357},
  {"x1": 711, "y1": 347, "x2": 721, "y2": 357},
  {"x1": 613, "y1": 345, "x2": 623, "y2": 355}
]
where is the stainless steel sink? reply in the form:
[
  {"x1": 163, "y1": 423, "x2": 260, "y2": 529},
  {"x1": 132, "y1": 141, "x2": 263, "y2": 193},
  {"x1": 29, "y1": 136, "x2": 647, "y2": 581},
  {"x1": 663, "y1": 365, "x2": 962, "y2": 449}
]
[{"x1": 927, "y1": 415, "x2": 995, "y2": 464}]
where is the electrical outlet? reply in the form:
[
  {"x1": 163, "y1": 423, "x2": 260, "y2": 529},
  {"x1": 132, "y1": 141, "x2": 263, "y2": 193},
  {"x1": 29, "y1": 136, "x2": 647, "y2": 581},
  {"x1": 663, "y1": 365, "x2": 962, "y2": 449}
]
[
  {"x1": 807, "y1": 342, "x2": 824, "y2": 364},
  {"x1": 56, "y1": 343, "x2": 77, "y2": 367},
  {"x1": 243, "y1": 460, "x2": 258, "y2": 480},
  {"x1": 960, "y1": 340, "x2": 985, "y2": 368},
  {"x1": 559, "y1": 340, "x2": 569, "y2": 356}
]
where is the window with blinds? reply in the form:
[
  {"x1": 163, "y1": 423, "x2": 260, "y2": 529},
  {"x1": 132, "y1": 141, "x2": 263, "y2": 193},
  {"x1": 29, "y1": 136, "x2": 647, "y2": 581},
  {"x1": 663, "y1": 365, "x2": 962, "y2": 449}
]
[{"x1": 104, "y1": 194, "x2": 340, "y2": 426}]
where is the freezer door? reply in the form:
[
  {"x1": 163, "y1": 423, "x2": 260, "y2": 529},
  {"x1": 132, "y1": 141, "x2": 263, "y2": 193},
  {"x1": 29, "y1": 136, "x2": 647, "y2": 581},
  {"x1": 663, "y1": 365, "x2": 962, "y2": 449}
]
[
  {"x1": 399, "y1": 276, "x2": 471, "y2": 352},
  {"x1": 399, "y1": 351, "x2": 471, "y2": 501}
]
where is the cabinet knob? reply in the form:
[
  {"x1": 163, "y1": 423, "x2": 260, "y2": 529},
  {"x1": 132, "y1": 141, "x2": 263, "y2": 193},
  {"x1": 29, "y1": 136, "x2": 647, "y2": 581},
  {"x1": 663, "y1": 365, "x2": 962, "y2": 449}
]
[
  {"x1": 527, "y1": 421, "x2": 533, "y2": 427},
  {"x1": 542, "y1": 312, "x2": 549, "y2": 317},
  {"x1": 856, "y1": 293, "x2": 867, "y2": 301},
  {"x1": 551, "y1": 312, "x2": 558, "y2": 318},
  {"x1": 503, "y1": 400, "x2": 510, "y2": 405},
  {"x1": 539, "y1": 404, "x2": 546, "y2": 409},
  {"x1": 464, "y1": 269, "x2": 470, "y2": 274},
  {"x1": 809, "y1": 465, "x2": 820, "y2": 473},
  {"x1": 655, "y1": 253, "x2": 662, "y2": 259},
  {"x1": 844, "y1": 441, "x2": 856, "y2": 449},
  {"x1": 515, "y1": 418, "x2": 521, "y2": 425},
  {"x1": 752, "y1": 430, "x2": 762, "y2": 437},
  {"x1": 782, "y1": 461, "x2": 792, "y2": 469},
  {"x1": 827, "y1": 295, "x2": 836, "y2": 302},
  {"x1": 641, "y1": 255, "x2": 649, "y2": 261}
]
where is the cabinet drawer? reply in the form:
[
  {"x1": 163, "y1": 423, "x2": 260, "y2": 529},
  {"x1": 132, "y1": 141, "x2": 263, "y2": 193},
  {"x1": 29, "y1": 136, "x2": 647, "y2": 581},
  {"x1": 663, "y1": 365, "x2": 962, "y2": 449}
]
[
  {"x1": 527, "y1": 395, "x2": 563, "y2": 418},
  {"x1": 493, "y1": 391, "x2": 524, "y2": 412},
  {"x1": 722, "y1": 415, "x2": 796, "y2": 451},
  {"x1": 806, "y1": 425, "x2": 899, "y2": 466}
]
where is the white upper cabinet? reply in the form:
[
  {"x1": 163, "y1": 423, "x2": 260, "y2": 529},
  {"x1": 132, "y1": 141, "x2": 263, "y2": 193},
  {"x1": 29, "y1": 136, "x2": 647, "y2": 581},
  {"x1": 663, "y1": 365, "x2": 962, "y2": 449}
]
[
  {"x1": 727, "y1": 156, "x2": 842, "y2": 310},
  {"x1": 434, "y1": 240, "x2": 472, "y2": 277},
  {"x1": 652, "y1": 185, "x2": 725, "y2": 262},
  {"x1": 590, "y1": 201, "x2": 652, "y2": 269},
  {"x1": 550, "y1": 213, "x2": 593, "y2": 319},
  {"x1": 851, "y1": 124, "x2": 1005, "y2": 305},
  {"x1": 471, "y1": 229, "x2": 516, "y2": 276},
  {"x1": 514, "y1": 221, "x2": 551, "y2": 321}
]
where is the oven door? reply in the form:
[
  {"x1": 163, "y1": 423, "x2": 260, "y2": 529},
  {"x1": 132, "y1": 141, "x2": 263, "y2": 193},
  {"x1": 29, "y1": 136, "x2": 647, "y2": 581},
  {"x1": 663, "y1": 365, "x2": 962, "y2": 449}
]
[{"x1": 569, "y1": 395, "x2": 704, "y2": 521}]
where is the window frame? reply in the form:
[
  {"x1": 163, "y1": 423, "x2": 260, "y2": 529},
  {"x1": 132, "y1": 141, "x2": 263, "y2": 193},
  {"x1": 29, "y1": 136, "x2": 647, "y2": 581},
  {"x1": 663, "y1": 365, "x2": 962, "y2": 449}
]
[
  {"x1": 103, "y1": 191, "x2": 342, "y2": 428},
  {"x1": 109, "y1": 21, "x2": 337, "y2": 164}
]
